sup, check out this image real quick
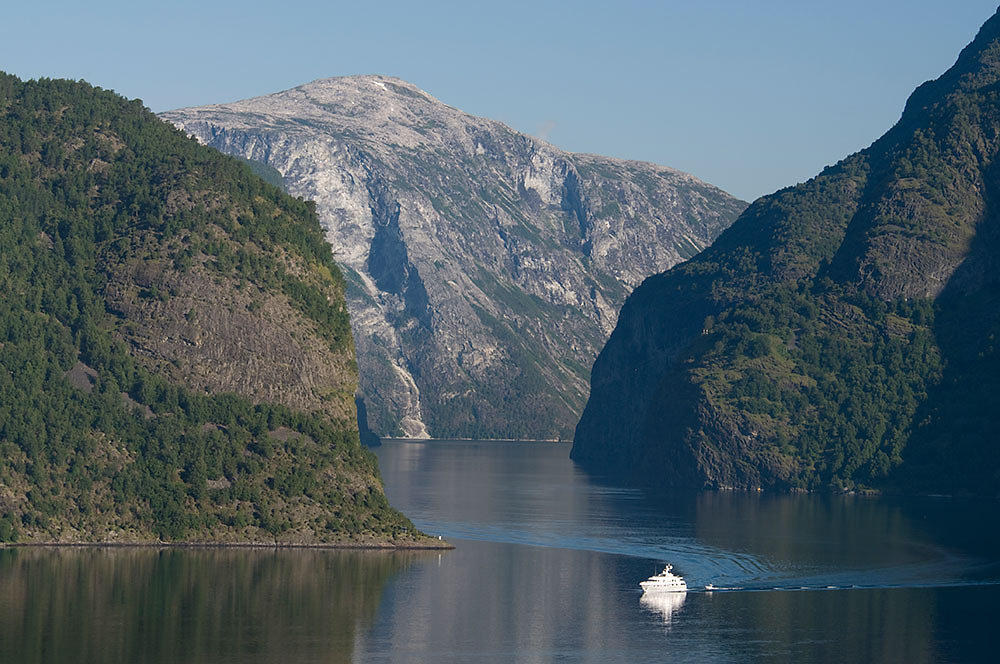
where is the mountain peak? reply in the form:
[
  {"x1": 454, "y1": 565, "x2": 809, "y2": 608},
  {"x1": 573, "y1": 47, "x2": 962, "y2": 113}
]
[
  {"x1": 162, "y1": 78, "x2": 746, "y2": 439},
  {"x1": 901, "y1": 7, "x2": 1000, "y2": 122},
  {"x1": 292, "y1": 74, "x2": 440, "y2": 106},
  {"x1": 167, "y1": 73, "x2": 492, "y2": 154}
]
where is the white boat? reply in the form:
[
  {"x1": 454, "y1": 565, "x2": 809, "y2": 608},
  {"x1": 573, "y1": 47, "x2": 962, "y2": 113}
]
[
  {"x1": 704, "y1": 584, "x2": 717, "y2": 591},
  {"x1": 640, "y1": 564, "x2": 687, "y2": 593}
]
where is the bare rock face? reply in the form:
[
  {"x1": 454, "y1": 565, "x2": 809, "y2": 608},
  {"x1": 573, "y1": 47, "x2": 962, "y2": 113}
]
[
  {"x1": 105, "y1": 254, "x2": 357, "y2": 423},
  {"x1": 162, "y1": 76, "x2": 746, "y2": 439}
]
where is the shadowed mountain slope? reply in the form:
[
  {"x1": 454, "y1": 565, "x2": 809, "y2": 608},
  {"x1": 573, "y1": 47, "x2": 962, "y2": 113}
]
[{"x1": 572, "y1": 9, "x2": 1000, "y2": 495}]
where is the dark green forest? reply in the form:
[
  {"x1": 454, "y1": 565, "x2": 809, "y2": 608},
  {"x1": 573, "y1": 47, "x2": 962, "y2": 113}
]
[
  {"x1": 573, "y1": 12, "x2": 1000, "y2": 495},
  {"x1": 0, "y1": 73, "x2": 421, "y2": 544}
]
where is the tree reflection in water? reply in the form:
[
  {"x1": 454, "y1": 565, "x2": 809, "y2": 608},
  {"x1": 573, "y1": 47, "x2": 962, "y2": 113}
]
[{"x1": 0, "y1": 547, "x2": 429, "y2": 664}]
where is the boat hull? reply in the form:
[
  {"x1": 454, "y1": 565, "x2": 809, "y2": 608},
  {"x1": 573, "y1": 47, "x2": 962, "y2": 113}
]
[{"x1": 639, "y1": 582, "x2": 687, "y2": 593}]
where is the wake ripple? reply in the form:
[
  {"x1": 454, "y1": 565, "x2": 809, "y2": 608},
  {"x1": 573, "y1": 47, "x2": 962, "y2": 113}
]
[{"x1": 415, "y1": 519, "x2": 1000, "y2": 592}]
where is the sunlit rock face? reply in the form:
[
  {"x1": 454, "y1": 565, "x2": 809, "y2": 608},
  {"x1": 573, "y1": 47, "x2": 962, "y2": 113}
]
[{"x1": 163, "y1": 76, "x2": 745, "y2": 439}]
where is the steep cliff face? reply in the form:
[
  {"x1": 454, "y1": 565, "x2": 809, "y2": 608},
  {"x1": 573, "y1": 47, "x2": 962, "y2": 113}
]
[
  {"x1": 573, "y1": 9, "x2": 1000, "y2": 494},
  {"x1": 162, "y1": 77, "x2": 745, "y2": 439},
  {"x1": 0, "y1": 73, "x2": 428, "y2": 545}
]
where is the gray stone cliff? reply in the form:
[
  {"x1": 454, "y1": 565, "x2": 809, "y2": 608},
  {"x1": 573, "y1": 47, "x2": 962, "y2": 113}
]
[{"x1": 162, "y1": 76, "x2": 745, "y2": 439}]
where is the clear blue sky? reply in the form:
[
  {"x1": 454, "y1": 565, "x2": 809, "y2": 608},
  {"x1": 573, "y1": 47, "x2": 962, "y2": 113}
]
[{"x1": 3, "y1": 1, "x2": 997, "y2": 201}]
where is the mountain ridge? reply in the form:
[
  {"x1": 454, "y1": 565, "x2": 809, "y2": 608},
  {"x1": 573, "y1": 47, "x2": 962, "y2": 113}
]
[
  {"x1": 162, "y1": 76, "x2": 746, "y2": 439},
  {"x1": 572, "y1": 8, "x2": 1000, "y2": 494}
]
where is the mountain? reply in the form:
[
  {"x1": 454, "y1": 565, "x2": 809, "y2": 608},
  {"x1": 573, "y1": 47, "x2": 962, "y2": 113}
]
[
  {"x1": 161, "y1": 77, "x2": 746, "y2": 439},
  {"x1": 0, "y1": 72, "x2": 434, "y2": 545},
  {"x1": 572, "y1": 9, "x2": 1000, "y2": 495}
]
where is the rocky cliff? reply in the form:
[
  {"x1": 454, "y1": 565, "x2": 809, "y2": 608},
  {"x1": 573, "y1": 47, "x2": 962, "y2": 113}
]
[
  {"x1": 572, "y1": 8, "x2": 1000, "y2": 494},
  {"x1": 161, "y1": 77, "x2": 746, "y2": 439}
]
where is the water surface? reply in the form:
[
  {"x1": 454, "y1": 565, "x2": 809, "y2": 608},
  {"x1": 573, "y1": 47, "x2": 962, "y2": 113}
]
[
  {"x1": 0, "y1": 547, "x2": 424, "y2": 664},
  {"x1": 365, "y1": 440, "x2": 1000, "y2": 662},
  {"x1": 1, "y1": 440, "x2": 997, "y2": 663}
]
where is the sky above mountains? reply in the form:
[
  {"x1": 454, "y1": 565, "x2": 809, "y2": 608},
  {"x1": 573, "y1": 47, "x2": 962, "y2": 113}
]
[{"x1": 4, "y1": 1, "x2": 996, "y2": 201}]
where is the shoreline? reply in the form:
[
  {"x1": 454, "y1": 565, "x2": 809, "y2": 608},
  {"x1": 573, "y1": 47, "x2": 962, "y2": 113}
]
[
  {"x1": 0, "y1": 539, "x2": 455, "y2": 551},
  {"x1": 379, "y1": 437, "x2": 567, "y2": 444}
]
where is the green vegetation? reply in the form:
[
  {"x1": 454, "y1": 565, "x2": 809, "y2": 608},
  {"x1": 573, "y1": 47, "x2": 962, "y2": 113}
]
[
  {"x1": 574, "y1": 11, "x2": 1000, "y2": 494},
  {"x1": 235, "y1": 155, "x2": 285, "y2": 189},
  {"x1": 679, "y1": 284, "x2": 942, "y2": 490},
  {"x1": 0, "y1": 73, "x2": 420, "y2": 543}
]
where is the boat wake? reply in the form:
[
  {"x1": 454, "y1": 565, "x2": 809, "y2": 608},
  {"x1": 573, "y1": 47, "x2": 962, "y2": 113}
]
[
  {"x1": 377, "y1": 442, "x2": 1000, "y2": 596},
  {"x1": 417, "y1": 519, "x2": 1000, "y2": 593}
]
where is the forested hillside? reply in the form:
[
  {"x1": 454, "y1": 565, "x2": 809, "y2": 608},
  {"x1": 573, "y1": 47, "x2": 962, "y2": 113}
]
[
  {"x1": 572, "y1": 10, "x2": 1000, "y2": 495},
  {"x1": 0, "y1": 73, "x2": 428, "y2": 544}
]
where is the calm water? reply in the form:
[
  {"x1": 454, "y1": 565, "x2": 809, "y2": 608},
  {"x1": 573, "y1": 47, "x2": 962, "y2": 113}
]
[{"x1": 2, "y1": 440, "x2": 998, "y2": 662}]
